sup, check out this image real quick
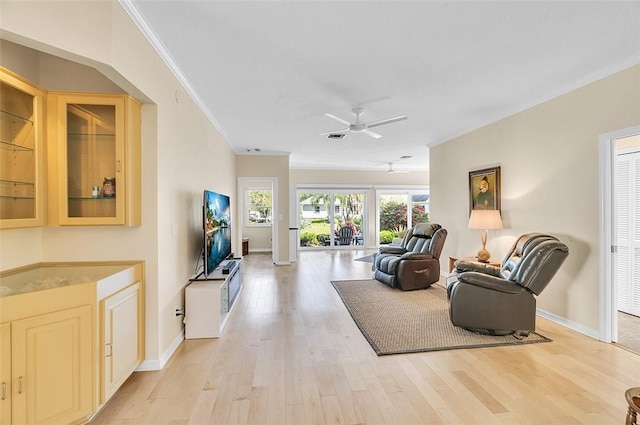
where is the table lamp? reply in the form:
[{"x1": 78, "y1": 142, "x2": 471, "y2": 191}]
[{"x1": 468, "y1": 209, "x2": 503, "y2": 262}]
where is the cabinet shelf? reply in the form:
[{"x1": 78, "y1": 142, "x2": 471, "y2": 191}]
[
  {"x1": 0, "y1": 139, "x2": 34, "y2": 152},
  {"x1": 0, "y1": 195, "x2": 34, "y2": 200},
  {"x1": 0, "y1": 179, "x2": 34, "y2": 186},
  {"x1": 0, "y1": 108, "x2": 34, "y2": 126},
  {"x1": 68, "y1": 196, "x2": 116, "y2": 201}
]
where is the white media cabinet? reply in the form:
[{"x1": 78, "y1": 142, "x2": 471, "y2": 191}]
[{"x1": 185, "y1": 258, "x2": 242, "y2": 339}]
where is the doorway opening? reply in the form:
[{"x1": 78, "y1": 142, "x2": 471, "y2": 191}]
[{"x1": 600, "y1": 126, "x2": 640, "y2": 354}]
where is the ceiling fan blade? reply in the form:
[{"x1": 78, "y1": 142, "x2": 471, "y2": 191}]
[
  {"x1": 324, "y1": 113, "x2": 352, "y2": 126},
  {"x1": 319, "y1": 127, "x2": 349, "y2": 136},
  {"x1": 363, "y1": 129, "x2": 382, "y2": 139},
  {"x1": 366, "y1": 115, "x2": 407, "y2": 129}
]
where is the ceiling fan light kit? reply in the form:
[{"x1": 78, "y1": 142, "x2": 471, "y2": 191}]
[{"x1": 320, "y1": 107, "x2": 407, "y2": 139}]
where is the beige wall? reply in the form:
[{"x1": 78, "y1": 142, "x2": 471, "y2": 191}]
[
  {"x1": 431, "y1": 64, "x2": 640, "y2": 334},
  {"x1": 1, "y1": 2, "x2": 237, "y2": 366}
]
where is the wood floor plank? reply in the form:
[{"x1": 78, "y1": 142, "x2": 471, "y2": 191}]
[{"x1": 91, "y1": 251, "x2": 640, "y2": 425}]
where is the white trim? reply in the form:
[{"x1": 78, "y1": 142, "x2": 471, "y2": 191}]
[
  {"x1": 297, "y1": 183, "x2": 429, "y2": 191},
  {"x1": 118, "y1": 0, "x2": 231, "y2": 145},
  {"x1": 238, "y1": 177, "x2": 279, "y2": 264},
  {"x1": 598, "y1": 125, "x2": 640, "y2": 343},
  {"x1": 536, "y1": 309, "x2": 600, "y2": 340},
  {"x1": 136, "y1": 329, "x2": 184, "y2": 371}
]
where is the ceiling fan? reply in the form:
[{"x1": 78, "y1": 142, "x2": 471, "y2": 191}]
[
  {"x1": 320, "y1": 107, "x2": 407, "y2": 139},
  {"x1": 382, "y1": 155, "x2": 412, "y2": 173},
  {"x1": 386, "y1": 162, "x2": 409, "y2": 174}
]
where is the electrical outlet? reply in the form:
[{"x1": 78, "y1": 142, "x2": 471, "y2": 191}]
[{"x1": 175, "y1": 306, "x2": 184, "y2": 317}]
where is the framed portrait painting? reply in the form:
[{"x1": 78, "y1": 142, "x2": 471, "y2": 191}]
[{"x1": 469, "y1": 166, "x2": 501, "y2": 213}]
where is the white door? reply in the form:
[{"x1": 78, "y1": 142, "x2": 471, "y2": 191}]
[{"x1": 616, "y1": 151, "x2": 640, "y2": 316}]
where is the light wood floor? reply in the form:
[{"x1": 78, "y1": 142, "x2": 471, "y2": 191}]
[{"x1": 92, "y1": 250, "x2": 640, "y2": 425}]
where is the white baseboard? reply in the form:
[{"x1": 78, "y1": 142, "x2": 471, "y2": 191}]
[
  {"x1": 136, "y1": 329, "x2": 184, "y2": 371},
  {"x1": 536, "y1": 308, "x2": 600, "y2": 340}
]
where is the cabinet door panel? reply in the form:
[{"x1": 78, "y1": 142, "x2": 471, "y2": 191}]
[
  {"x1": 0, "y1": 323, "x2": 10, "y2": 425},
  {"x1": 12, "y1": 305, "x2": 92, "y2": 425},
  {"x1": 102, "y1": 283, "x2": 141, "y2": 402}
]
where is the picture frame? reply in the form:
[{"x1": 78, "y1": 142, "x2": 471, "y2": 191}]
[{"x1": 469, "y1": 166, "x2": 501, "y2": 213}]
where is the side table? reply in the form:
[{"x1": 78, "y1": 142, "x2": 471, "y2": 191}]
[{"x1": 448, "y1": 256, "x2": 501, "y2": 273}]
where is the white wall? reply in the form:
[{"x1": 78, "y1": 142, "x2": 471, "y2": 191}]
[
  {"x1": 0, "y1": 2, "x2": 237, "y2": 366},
  {"x1": 430, "y1": 64, "x2": 640, "y2": 334}
]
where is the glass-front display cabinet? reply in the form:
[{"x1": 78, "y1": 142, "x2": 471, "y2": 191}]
[
  {"x1": 47, "y1": 92, "x2": 141, "y2": 226},
  {"x1": 0, "y1": 68, "x2": 45, "y2": 229}
]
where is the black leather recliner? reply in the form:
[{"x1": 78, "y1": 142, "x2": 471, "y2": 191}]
[
  {"x1": 373, "y1": 223, "x2": 447, "y2": 290},
  {"x1": 447, "y1": 233, "x2": 569, "y2": 334}
]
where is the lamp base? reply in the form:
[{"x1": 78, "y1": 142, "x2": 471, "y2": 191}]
[{"x1": 476, "y1": 248, "x2": 490, "y2": 263}]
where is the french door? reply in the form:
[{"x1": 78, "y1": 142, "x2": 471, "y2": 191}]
[{"x1": 298, "y1": 191, "x2": 366, "y2": 248}]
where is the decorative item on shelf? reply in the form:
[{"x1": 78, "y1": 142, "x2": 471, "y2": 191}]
[
  {"x1": 102, "y1": 177, "x2": 115, "y2": 197},
  {"x1": 91, "y1": 186, "x2": 100, "y2": 198},
  {"x1": 468, "y1": 209, "x2": 503, "y2": 262}
]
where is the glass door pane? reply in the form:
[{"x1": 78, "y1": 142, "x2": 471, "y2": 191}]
[
  {"x1": 298, "y1": 192, "x2": 330, "y2": 247},
  {"x1": 378, "y1": 193, "x2": 408, "y2": 245},
  {"x1": 66, "y1": 104, "x2": 116, "y2": 218},
  {"x1": 298, "y1": 191, "x2": 366, "y2": 248},
  {"x1": 0, "y1": 80, "x2": 37, "y2": 221},
  {"x1": 411, "y1": 193, "x2": 430, "y2": 225},
  {"x1": 334, "y1": 193, "x2": 365, "y2": 246}
]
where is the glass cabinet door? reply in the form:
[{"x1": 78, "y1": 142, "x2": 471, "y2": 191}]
[
  {"x1": 0, "y1": 69, "x2": 45, "y2": 229},
  {"x1": 48, "y1": 92, "x2": 140, "y2": 226}
]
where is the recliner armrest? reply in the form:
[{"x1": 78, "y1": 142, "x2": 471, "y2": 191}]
[
  {"x1": 400, "y1": 252, "x2": 434, "y2": 261},
  {"x1": 457, "y1": 272, "x2": 526, "y2": 294},
  {"x1": 455, "y1": 260, "x2": 501, "y2": 276},
  {"x1": 378, "y1": 246, "x2": 407, "y2": 255}
]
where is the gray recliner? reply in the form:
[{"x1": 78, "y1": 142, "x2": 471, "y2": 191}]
[
  {"x1": 447, "y1": 233, "x2": 569, "y2": 334},
  {"x1": 373, "y1": 223, "x2": 447, "y2": 290}
]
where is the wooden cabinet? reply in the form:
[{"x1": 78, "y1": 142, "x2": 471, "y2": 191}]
[
  {"x1": 0, "y1": 278, "x2": 95, "y2": 425},
  {"x1": 0, "y1": 261, "x2": 145, "y2": 423},
  {"x1": 0, "y1": 68, "x2": 46, "y2": 229},
  {"x1": 100, "y1": 282, "x2": 143, "y2": 404},
  {"x1": 47, "y1": 92, "x2": 141, "y2": 226}
]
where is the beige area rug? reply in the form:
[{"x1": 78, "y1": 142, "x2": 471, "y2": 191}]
[{"x1": 331, "y1": 279, "x2": 551, "y2": 355}]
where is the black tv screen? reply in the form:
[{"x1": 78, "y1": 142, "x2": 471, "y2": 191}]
[{"x1": 203, "y1": 190, "x2": 232, "y2": 277}]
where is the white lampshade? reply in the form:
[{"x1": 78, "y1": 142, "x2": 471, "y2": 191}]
[{"x1": 468, "y1": 210, "x2": 503, "y2": 230}]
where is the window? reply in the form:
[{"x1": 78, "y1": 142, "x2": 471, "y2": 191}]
[{"x1": 246, "y1": 189, "x2": 272, "y2": 226}]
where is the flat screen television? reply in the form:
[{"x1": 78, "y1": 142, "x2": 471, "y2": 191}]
[{"x1": 202, "y1": 189, "x2": 232, "y2": 277}]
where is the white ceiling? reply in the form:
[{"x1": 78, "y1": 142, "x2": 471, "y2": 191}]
[{"x1": 125, "y1": 1, "x2": 640, "y2": 172}]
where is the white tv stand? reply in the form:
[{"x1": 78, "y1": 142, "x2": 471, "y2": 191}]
[{"x1": 185, "y1": 258, "x2": 242, "y2": 338}]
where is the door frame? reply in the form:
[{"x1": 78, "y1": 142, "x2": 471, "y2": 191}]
[
  {"x1": 237, "y1": 177, "x2": 277, "y2": 264},
  {"x1": 598, "y1": 125, "x2": 640, "y2": 342}
]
